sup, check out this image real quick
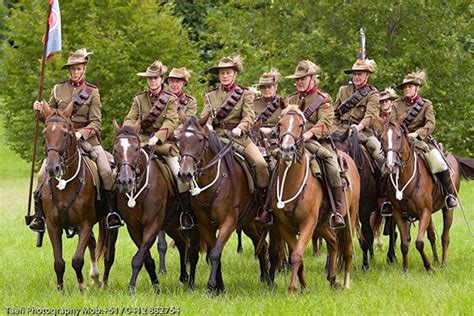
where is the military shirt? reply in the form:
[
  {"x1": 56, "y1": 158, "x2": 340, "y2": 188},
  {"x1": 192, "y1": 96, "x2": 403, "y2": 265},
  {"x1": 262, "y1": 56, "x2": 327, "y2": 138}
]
[
  {"x1": 391, "y1": 97, "x2": 435, "y2": 140},
  {"x1": 287, "y1": 88, "x2": 333, "y2": 140},
  {"x1": 174, "y1": 91, "x2": 197, "y2": 122},
  {"x1": 333, "y1": 84, "x2": 380, "y2": 136},
  {"x1": 253, "y1": 96, "x2": 282, "y2": 128},
  {"x1": 123, "y1": 89, "x2": 179, "y2": 144},
  {"x1": 44, "y1": 79, "x2": 102, "y2": 146}
]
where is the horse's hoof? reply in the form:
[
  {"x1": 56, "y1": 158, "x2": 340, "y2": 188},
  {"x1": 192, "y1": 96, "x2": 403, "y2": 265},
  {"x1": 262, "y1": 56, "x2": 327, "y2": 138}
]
[
  {"x1": 330, "y1": 281, "x2": 342, "y2": 289},
  {"x1": 426, "y1": 266, "x2": 435, "y2": 273},
  {"x1": 100, "y1": 282, "x2": 108, "y2": 291},
  {"x1": 128, "y1": 286, "x2": 136, "y2": 296},
  {"x1": 362, "y1": 264, "x2": 370, "y2": 271},
  {"x1": 78, "y1": 282, "x2": 87, "y2": 292},
  {"x1": 441, "y1": 261, "x2": 447, "y2": 268},
  {"x1": 159, "y1": 268, "x2": 167, "y2": 275},
  {"x1": 180, "y1": 275, "x2": 190, "y2": 284},
  {"x1": 387, "y1": 255, "x2": 396, "y2": 264},
  {"x1": 57, "y1": 284, "x2": 65, "y2": 294},
  {"x1": 152, "y1": 283, "x2": 160, "y2": 295}
]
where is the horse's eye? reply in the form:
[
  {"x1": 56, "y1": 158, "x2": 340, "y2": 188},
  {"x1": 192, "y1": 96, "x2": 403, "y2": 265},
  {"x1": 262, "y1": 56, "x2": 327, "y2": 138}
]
[{"x1": 199, "y1": 138, "x2": 203, "y2": 143}]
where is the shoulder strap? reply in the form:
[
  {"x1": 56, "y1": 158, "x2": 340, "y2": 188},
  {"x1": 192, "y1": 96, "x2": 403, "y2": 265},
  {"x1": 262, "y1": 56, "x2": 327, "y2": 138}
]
[
  {"x1": 256, "y1": 96, "x2": 281, "y2": 122},
  {"x1": 212, "y1": 86, "x2": 244, "y2": 125},
  {"x1": 336, "y1": 85, "x2": 374, "y2": 117},
  {"x1": 141, "y1": 92, "x2": 172, "y2": 132},
  {"x1": 303, "y1": 94, "x2": 326, "y2": 120},
  {"x1": 71, "y1": 85, "x2": 95, "y2": 114},
  {"x1": 403, "y1": 98, "x2": 425, "y2": 126}
]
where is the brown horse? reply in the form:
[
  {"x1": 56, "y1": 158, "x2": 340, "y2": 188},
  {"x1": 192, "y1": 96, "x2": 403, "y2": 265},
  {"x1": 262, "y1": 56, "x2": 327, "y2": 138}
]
[
  {"x1": 380, "y1": 117, "x2": 474, "y2": 270},
  {"x1": 177, "y1": 117, "x2": 269, "y2": 293},
  {"x1": 112, "y1": 121, "x2": 200, "y2": 293},
  {"x1": 40, "y1": 102, "x2": 109, "y2": 292},
  {"x1": 269, "y1": 105, "x2": 360, "y2": 292}
]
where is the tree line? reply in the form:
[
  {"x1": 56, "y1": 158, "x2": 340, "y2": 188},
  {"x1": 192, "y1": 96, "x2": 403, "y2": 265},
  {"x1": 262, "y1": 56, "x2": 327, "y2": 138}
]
[{"x1": 0, "y1": 0, "x2": 472, "y2": 162}]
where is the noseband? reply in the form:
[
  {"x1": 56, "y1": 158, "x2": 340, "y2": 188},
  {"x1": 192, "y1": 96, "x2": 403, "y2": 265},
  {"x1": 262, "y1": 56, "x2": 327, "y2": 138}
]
[
  {"x1": 114, "y1": 134, "x2": 143, "y2": 174},
  {"x1": 179, "y1": 128, "x2": 210, "y2": 174},
  {"x1": 44, "y1": 116, "x2": 78, "y2": 169}
]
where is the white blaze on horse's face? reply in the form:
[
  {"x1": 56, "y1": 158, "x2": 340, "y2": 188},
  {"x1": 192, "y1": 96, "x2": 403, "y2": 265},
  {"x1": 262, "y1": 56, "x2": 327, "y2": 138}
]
[
  {"x1": 120, "y1": 138, "x2": 130, "y2": 158},
  {"x1": 282, "y1": 115, "x2": 295, "y2": 146},
  {"x1": 387, "y1": 128, "x2": 394, "y2": 169},
  {"x1": 52, "y1": 125, "x2": 56, "y2": 131}
]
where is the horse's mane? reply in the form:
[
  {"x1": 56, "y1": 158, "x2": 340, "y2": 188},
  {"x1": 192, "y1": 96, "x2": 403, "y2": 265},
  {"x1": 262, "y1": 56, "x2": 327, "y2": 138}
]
[
  {"x1": 281, "y1": 103, "x2": 303, "y2": 116},
  {"x1": 117, "y1": 125, "x2": 139, "y2": 137}
]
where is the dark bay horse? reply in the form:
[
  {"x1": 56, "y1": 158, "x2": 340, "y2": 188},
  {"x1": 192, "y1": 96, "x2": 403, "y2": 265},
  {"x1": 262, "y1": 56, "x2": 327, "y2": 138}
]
[
  {"x1": 331, "y1": 128, "x2": 396, "y2": 269},
  {"x1": 269, "y1": 105, "x2": 360, "y2": 292},
  {"x1": 112, "y1": 121, "x2": 199, "y2": 293},
  {"x1": 40, "y1": 102, "x2": 109, "y2": 292},
  {"x1": 380, "y1": 117, "x2": 474, "y2": 271},
  {"x1": 177, "y1": 117, "x2": 269, "y2": 293}
]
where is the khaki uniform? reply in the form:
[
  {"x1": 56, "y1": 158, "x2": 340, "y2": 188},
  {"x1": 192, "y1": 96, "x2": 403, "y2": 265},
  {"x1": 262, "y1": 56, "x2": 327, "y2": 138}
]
[
  {"x1": 38, "y1": 80, "x2": 113, "y2": 190},
  {"x1": 391, "y1": 97, "x2": 446, "y2": 173},
  {"x1": 176, "y1": 93, "x2": 197, "y2": 119},
  {"x1": 287, "y1": 89, "x2": 341, "y2": 187},
  {"x1": 201, "y1": 85, "x2": 269, "y2": 188},
  {"x1": 333, "y1": 84, "x2": 384, "y2": 166},
  {"x1": 253, "y1": 96, "x2": 282, "y2": 128}
]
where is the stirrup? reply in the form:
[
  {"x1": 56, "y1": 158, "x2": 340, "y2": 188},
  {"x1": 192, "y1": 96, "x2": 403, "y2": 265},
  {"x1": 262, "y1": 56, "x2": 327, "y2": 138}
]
[
  {"x1": 27, "y1": 216, "x2": 46, "y2": 233},
  {"x1": 179, "y1": 212, "x2": 195, "y2": 230},
  {"x1": 380, "y1": 202, "x2": 393, "y2": 217},
  {"x1": 106, "y1": 212, "x2": 124, "y2": 230},
  {"x1": 444, "y1": 194, "x2": 458, "y2": 209},
  {"x1": 330, "y1": 213, "x2": 345, "y2": 230}
]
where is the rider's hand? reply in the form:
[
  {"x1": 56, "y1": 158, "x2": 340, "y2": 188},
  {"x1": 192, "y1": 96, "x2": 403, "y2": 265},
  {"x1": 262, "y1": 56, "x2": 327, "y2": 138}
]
[
  {"x1": 33, "y1": 100, "x2": 45, "y2": 111},
  {"x1": 407, "y1": 132, "x2": 418, "y2": 140},
  {"x1": 232, "y1": 127, "x2": 242, "y2": 138},
  {"x1": 303, "y1": 131, "x2": 313, "y2": 141},
  {"x1": 259, "y1": 127, "x2": 272, "y2": 136},
  {"x1": 148, "y1": 136, "x2": 159, "y2": 146},
  {"x1": 350, "y1": 123, "x2": 364, "y2": 134},
  {"x1": 75, "y1": 132, "x2": 82, "y2": 140}
]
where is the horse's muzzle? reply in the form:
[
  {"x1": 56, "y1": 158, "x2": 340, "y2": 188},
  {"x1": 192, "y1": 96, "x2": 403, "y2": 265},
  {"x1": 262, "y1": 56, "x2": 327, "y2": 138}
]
[
  {"x1": 280, "y1": 145, "x2": 295, "y2": 162},
  {"x1": 46, "y1": 162, "x2": 62, "y2": 178},
  {"x1": 178, "y1": 170, "x2": 193, "y2": 183},
  {"x1": 116, "y1": 175, "x2": 135, "y2": 193}
]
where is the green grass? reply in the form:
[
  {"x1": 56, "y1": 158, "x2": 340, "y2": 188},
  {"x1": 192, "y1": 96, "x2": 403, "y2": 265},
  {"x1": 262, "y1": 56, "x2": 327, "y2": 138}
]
[{"x1": 1, "y1": 137, "x2": 473, "y2": 315}]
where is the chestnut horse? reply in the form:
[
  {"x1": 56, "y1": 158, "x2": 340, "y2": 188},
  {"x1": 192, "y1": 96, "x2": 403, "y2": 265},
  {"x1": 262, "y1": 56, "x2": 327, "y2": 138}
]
[
  {"x1": 177, "y1": 117, "x2": 269, "y2": 293},
  {"x1": 112, "y1": 121, "x2": 200, "y2": 293},
  {"x1": 380, "y1": 117, "x2": 474, "y2": 270},
  {"x1": 269, "y1": 105, "x2": 360, "y2": 292},
  {"x1": 40, "y1": 103, "x2": 109, "y2": 292},
  {"x1": 331, "y1": 128, "x2": 397, "y2": 269}
]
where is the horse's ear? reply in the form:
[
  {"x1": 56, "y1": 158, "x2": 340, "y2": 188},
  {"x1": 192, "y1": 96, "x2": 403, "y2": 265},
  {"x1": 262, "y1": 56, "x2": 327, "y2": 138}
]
[
  {"x1": 61, "y1": 102, "x2": 74, "y2": 118},
  {"x1": 279, "y1": 97, "x2": 288, "y2": 109},
  {"x1": 199, "y1": 112, "x2": 210, "y2": 127},
  {"x1": 42, "y1": 101, "x2": 52, "y2": 118},
  {"x1": 112, "y1": 118, "x2": 121, "y2": 134}
]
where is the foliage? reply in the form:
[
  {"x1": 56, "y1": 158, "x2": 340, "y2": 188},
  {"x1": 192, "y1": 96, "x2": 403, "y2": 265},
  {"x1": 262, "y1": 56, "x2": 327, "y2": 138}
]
[{"x1": 0, "y1": 0, "x2": 205, "y2": 161}]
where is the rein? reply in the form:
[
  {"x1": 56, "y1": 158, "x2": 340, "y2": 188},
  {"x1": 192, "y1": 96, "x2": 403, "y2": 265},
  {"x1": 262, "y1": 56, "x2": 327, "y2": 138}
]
[
  {"x1": 124, "y1": 148, "x2": 151, "y2": 208},
  {"x1": 276, "y1": 152, "x2": 310, "y2": 209}
]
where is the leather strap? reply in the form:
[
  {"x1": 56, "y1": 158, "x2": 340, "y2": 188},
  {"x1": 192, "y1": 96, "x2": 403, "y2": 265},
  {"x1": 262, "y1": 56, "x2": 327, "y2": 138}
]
[
  {"x1": 336, "y1": 85, "x2": 374, "y2": 117},
  {"x1": 212, "y1": 86, "x2": 244, "y2": 126},
  {"x1": 403, "y1": 98, "x2": 425, "y2": 126},
  {"x1": 303, "y1": 94, "x2": 326, "y2": 120},
  {"x1": 141, "y1": 92, "x2": 172, "y2": 133},
  {"x1": 256, "y1": 96, "x2": 281, "y2": 122},
  {"x1": 71, "y1": 85, "x2": 95, "y2": 114}
]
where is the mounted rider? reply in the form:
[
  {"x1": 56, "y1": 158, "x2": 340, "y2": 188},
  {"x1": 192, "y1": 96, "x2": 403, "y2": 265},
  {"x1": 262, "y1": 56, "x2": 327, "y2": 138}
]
[
  {"x1": 390, "y1": 70, "x2": 458, "y2": 210},
  {"x1": 123, "y1": 61, "x2": 194, "y2": 228},
  {"x1": 165, "y1": 67, "x2": 197, "y2": 123},
  {"x1": 258, "y1": 60, "x2": 346, "y2": 229},
  {"x1": 201, "y1": 55, "x2": 270, "y2": 199},
  {"x1": 28, "y1": 48, "x2": 120, "y2": 232}
]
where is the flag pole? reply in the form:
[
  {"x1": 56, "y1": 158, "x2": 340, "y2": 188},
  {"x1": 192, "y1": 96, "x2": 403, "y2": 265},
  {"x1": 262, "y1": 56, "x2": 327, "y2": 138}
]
[{"x1": 25, "y1": 2, "x2": 53, "y2": 231}]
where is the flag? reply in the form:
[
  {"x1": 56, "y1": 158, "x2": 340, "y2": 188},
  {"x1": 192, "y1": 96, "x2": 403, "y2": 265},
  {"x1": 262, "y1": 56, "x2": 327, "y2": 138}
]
[{"x1": 43, "y1": 0, "x2": 61, "y2": 61}]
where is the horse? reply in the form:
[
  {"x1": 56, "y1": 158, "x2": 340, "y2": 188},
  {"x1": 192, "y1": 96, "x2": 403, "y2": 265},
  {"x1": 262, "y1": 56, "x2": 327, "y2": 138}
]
[
  {"x1": 380, "y1": 117, "x2": 474, "y2": 270},
  {"x1": 40, "y1": 102, "x2": 110, "y2": 292},
  {"x1": 112, "y1": 121, "x2": 200, "y2": 293},
  {"x1": 331, "y1": 128, "x2": 397, "y2": 269},
  {"x1": 268, "y1": 105, "x2": 360, "y2": 292},
  {"x1": 177, "y1": 117, "x2": 270, "y2": 293}
]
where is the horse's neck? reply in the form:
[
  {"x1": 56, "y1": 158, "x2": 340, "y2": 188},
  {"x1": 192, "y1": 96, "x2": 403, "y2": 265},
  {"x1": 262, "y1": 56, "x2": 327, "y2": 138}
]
[
  {"x1": 278, "y1": 152, "x2": 307, "y2": 186},
  {"x1": 398, "y1": 137, "x2": 416, "y2": 184},
  {"x1": 198, "y1": 147, "x2": 221, "y2": 183},
  {"x1": 63, "y1": 140, "x2": 80, "y2": 178}
]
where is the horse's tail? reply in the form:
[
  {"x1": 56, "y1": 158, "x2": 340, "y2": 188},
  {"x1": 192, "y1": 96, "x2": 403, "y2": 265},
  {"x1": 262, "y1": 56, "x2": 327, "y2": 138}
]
[
  {"x1": 96, "y1": 217, "x2": 108, "y2": 260},
  {"x1": 454, "y1": 155, "x2": 474, "y2": 180}
]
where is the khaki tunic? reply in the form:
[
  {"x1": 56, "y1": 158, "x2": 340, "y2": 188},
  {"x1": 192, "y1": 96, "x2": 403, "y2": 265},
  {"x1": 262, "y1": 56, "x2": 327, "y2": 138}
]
[
  {"x1": 287, "y1": 90, "x2": 333, "y2": 140},
  {"x1": 201, "y1": 85, "x2": 255, "y2": 147},
  {"x1": 391, "y1": 97, "x2": 435, "y2": 141},
  {"x1": 176, "y1": 93, "x2": 197, "y2": 119},
  {"x1": 253, "y1": 96, "x2": 282, "y2": 128},
  {"x1": 124, "y1": 90, "x2": 179, "y2": 144},
  {"x1": 333, "y1": 84, "x2": 380, "y2": 137},
  {"x1": 44, "y1": 80, "x2": 102, "y2": 146}
]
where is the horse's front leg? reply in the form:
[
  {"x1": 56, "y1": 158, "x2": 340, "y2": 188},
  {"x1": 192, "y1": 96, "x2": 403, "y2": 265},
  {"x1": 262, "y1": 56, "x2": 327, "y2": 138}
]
[
  {"x1": 208, "y1": 218, "x2": 235, "y2": 294},
  {"x1": 156, "y1": 231, "x2": 167, "y2": 274},
  {"x1": 242, "y1": 221, "x2": 270, "y2": 285},
  {"x1": 415, "y1": 209, "x2": 434, "y2": 272},
  {"x1": 46, "y1": 219, "x2": 65, "y2": 292},
  {"x1": 72, "y1": 224, "x2": 93, "y2": 292},
  {"x1": 292, "y1": 212, "x2": 317, "y2": 292},
  {"x1": 393, "y1": 211, "x2": 410, "y2": 271},
  {"x1": 129, "y1": 229, "x2": 160, "y2": 295},
  {"x1": 426, "y1": 217, "x2": 439, "y2": 264},
  {"x1": 102, "y1": 226, "x2": 118, "y2": 290},
  {"x1": 441, "y1": 207, "x2": 454, "y2": 267},
  {"x1": 87, "y1": 232, "x2": 101, "y2": 287}
]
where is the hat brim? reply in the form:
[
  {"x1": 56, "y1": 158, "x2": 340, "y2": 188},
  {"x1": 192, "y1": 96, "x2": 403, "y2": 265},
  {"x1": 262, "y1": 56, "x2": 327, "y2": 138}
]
[
  {"x1": 396, "y1": 80, "x2": 420, "y2": 89},
  {"x1": 208, "y1": 65, "x2": 239, "y2": 75},
  {"x1": 165, "y1": 76, "x2": 187, "y2": 84},
  {"x1": 137, "y1": 72, "x2": 164, "y2": 77},
  {"x1": 344, "y1": 69, "x2": 373, "y2": 74},
  {"x1": 380, "y1": 95, "x2": 398, "y2": 101},
  {"x1": 286, "y1": 72, "x2": 319, "y2": 79},
  {"x1": 61, "y1": 61, "x2": 87, "y2": 70}
]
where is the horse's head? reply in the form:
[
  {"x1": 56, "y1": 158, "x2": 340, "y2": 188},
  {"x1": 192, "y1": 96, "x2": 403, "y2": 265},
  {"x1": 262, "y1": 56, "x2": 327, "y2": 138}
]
[
  {"x1": 177, "y1": 116, "x2": 210, "y2": 183},
  {"x1": 278, "y1": 104, "x2": 306, "y2": 162},
  {"x1": 380, "y1": 116, "x2": 409, "y2": 174},
  {"x1": 112, "y1": 120, "x2": 142, "y2": 193},
  {"x1": 42, "y1": 102, "x2": 76, "y2": 178}
]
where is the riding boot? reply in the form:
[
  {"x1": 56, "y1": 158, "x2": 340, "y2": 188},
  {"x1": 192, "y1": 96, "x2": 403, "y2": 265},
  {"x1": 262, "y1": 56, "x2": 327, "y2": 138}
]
[
  {"x1": 329, "y1": 186, "x2": 346, "y2": 230},
  {"x1": 178, "y1": 191, "x2": 195, "y2": 230},
  {"x1": 437, "y1": 170, "x2": 458, "y2": 209},
  {"x1": 28, "y1": 190, "x2": 46, "y2": 233},
  {"x1": 254, "y1": 187, "x2": 273, "y2": 227},
  {"x1": 105, "y1": 189, "x2": 124, "y2": 230}
]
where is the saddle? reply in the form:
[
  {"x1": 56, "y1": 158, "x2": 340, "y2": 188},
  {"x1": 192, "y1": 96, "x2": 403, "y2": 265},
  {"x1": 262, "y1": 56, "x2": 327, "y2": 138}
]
[
  {"x1": 152, "y1": 155, "x2": 177, "y2": 197},
  {"x1": 220, "y1": 137, "x2": 256, "y2": 194}
]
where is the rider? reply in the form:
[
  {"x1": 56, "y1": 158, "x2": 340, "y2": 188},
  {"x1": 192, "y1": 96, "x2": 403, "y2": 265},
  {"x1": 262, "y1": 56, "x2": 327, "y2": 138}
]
[
  {"x1": 123, "y1": 61, "x2": 193, "y2": 228},
  {"x1": 258, "y1": 60, "x2": 345, "y2": 229},
  {"x1": 201, "y1": 55, "x2": 269, "y2": 199},
  {"x1": 253, "y1": 68, "x2": 283, "y2": 132},
  {"x1": 333, "y1": 58, "x2": 384, "y2": 170},
  {"x1": 29, "y1": 48, "x2": 120, "y2": 232},
  {"x1": 165, "y1": 67, "x2": 197, "y2": 122},
  {"x1": 391, "y1": 70, "x2": 458, "y2": 210}
]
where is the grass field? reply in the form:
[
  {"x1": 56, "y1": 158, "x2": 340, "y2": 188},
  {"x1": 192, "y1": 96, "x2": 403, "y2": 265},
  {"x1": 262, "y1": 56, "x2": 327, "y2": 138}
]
[{"x1": 1, "y1": 128, "x2": 473, "y2": 315}]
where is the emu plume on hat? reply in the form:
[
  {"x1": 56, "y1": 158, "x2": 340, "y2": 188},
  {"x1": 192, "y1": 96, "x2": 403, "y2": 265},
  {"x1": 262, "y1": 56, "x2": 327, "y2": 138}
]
[
  {"x1": 286, "y1": 60, "x2": 321, "y2": 79},
  {"x1": 137, "y1": 60, "x2": 168, "y2": 77},
  {"x1": 166, "y1": 67, "x2": 192, "y2": 83},
  {"x1": 61, "y1": 48, "x2": 93, "y2": 69},
  {"x1": 208, "y1": 55, "x2": 243, "y2": 74},
  {"x1": 257, "y1": 68, "x2": 282, "y2": 86},
  {"x1": 379, "y1": 87, "x2": 398, "y2": 101},
  {"x1": 396, "y1": 70, "x2": 427, "y2": 89},
  {"x1": 344, "y1": 58, "x2": 377, "y2": 74}
]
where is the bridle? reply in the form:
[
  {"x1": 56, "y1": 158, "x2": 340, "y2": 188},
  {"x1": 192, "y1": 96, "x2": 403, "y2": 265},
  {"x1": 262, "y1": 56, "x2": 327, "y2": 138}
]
[
  {"x1": 114, "y1": 134, "x2": 143, "y2": 175},
  {"x1": 44, "y1": 116, "x2": 78, "y2": 173},
  {"x1": 277, "y1": 111, "x2": 306, "y2": 161}
]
